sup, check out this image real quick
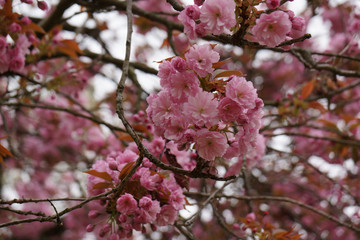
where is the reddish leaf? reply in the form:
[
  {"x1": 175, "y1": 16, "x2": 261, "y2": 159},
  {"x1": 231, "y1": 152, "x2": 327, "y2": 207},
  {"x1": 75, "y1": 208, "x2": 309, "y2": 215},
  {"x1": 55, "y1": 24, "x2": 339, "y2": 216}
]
[
  {"x1": 0, "y1": 137, "x2": 13, "y2": 165},
  {"x1": 56, "y1": 46, "x2": 78, "y2": 58},
  {"x1": 301, "y1": 80, "x2": 315, "y2": 99},
  {"x1": 160, "y1": 38, "x2": 170, "y2": 49},
  {"x1": 307, "y1": 101, "x2": 327, "y2": 113},
  {"x1": 214, "y1": 70, "x2": 243, "y2": 78},
  {"x1": 83, "y1": 170, "x2": 112, "y2": 182},
  {"x1": 92, "y1": 182, "x2": 113, "y2": 190},
  {"x1": 117, "y1": 132, "x2": 134, "y2": 141},
  {"x1": 318, "y1": 119, "x2": 338, "y2": 130},
  {"x1": 209, "y1": 43, "x2": 217, "y2": 49},
  {"x1": 27, "y1": 22, "x2": 45, "y2": 34},
  {"x1": 349, "y1": 121, "x2": 360, "y2": 131},
  {"x1": 0, "y1": 0, "x2": 13, "y2": 16},
  {"x1": 212, "y1": 58, "x2": 231, "y2": 69},
  {"x1": 133, "y1": 124, "x2": 148, "y2": 133},
  {"x1": 165, "y1": 149, "x2": 189, "y2": 190},
  {"x1": 60, "y1": 39, "x2": 83, "y2": 54},
  {"x1": 57, "y1": 39, "x2": 83, "y2": 58},
  {"x1": 341, "y1": 114, "x2": 356, "y2": 123},
  {"x1": 119, "y1": 161, "x2": 135, "y2": 180},
  {"x1": 156, "y1": 56, "x2": 175, "y2": 63}
]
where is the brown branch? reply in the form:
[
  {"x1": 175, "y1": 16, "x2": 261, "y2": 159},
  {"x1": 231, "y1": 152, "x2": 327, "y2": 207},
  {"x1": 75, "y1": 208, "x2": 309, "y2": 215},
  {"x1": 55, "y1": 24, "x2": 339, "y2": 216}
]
[
  {"x1": 263, "y1": 132, "x2": 360, "y2": 147},
  {"x1": 184, "y1": 178, "x2": 237, "y2": 226},
  {"x1": 1, "y1": 102, "x2": 127, "y2": 133},
  {"x1": 174, "y1": 222, "x2": 197, "y2": 240},
  {"x1": 211, "y1": 202, "x2": 244, "y2": 240},
  {"x1": 184, "y1": 193, "x2": 360, "y2": 233},
  {"x1": 166, "y1": 0, "x2": 184, "y2": 11},
  {"x1": 267, "y1": 146, "x2": 360, "y2": 206},
  {"x1": 0, "y1": 206, "x2": 47, "y2": 217},
  {"x1": 39, "y1": 0, "x2": 74, "y2": 32},
  {"x1": 0, "y1": 197, "x2": 86, "y2": 205},
  {"x1": 83, "y1": 50, "x2": 158, "y2": 75}
]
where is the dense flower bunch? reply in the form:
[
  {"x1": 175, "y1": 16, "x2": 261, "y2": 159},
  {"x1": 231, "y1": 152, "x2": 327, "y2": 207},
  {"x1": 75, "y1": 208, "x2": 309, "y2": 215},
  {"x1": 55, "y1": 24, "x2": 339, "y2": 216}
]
[
  {"x1": 86, "y1": 149, "x2": 186, "y2": 239},
  {"x1": 251, "y1": 10, "x2": 306, "y2": 48},
  {"x1": 0, "y1": 34, "x2": 31, "y2": 74},
  {"x1": 178, "y1": 0, "x2": 236, "y2": 40},
  {"x1": 147, "y1": 44, "x2": 264, "y2": 163}
]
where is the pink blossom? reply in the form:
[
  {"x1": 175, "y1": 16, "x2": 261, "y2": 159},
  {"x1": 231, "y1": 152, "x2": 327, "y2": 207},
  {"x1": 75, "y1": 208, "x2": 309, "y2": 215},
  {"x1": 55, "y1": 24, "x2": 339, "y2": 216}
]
[
  {"x1": 183, "y1": 91, "x2": 219, "y2": 127},
  {"x1": 9, "y1": 23, "x2": 21, "y2": 33},
  {"x1": 185, "y1": 44, "x2": 219, "y2": 77},
  {"x1": 146, "y1": 91, "x2": 180, "y2": 129},
  {"x1": 217, "y1": 97, "x2": 244, "y2": 123},
  {"x1": 225, "y1": 76, "x2": 258, "y2": 109},
  {"x1": 158, "y1": 59, "x2": 176, "y2": 88},
  {"x1": 21, "y1": 0, "x2": 33, "y2": 3},
  {"x1": 163, "y1": 115, "x2": 189, "y2": 142},
  {"x1": 169, "y1": 71, "x2": 201, "y2": 102},
  {"x1": 169, "y1": 189, "x2": 185, "y2": 210},
  {"x1": 114, "y1": 149, "x2": 138, "y2": 168},
  {"x1": 171, "y1": 56, "x2": 187, "y2": 72},
  {"x1": 116, "y1": 193, "x2": 138, "y2": 215},
  {"x1": 252, "y1": 11, "x2": 292, "y2": 48},
  {"x1": 178, "y1": 7, "x2": 198, "y2": 41},
  {"x1": 289, "y1": 16, "x2": 306, "y2": 38},
  {"x1": 266, "y1": 0, "x2": 280, "y2": 9},
  {"x1": 9, "y1": 54, "x2": 25, "y2": 73},
  {"x1": 236, "y1": 126, "x2": 257, "y2": 156},
  {"x1": 156, "y1": 205, "x2": 178, "y2": 226},
  {"x1": 139, "y1": 196, "x2": 161, "y2": 221},
  {"x1": 200, "y1": 0, "x2": 236, "y2": 35},
  {"x1": 195, "y1": 129, "x2": 228, "y2": 161},
  {"x1": 178, "y1": 5, "x2": 203, "y2": 40},
  {"x1": 0, "y1": 36, "x2": 8, "y2": 55},
  {"x1": 185, "y1": 5, "x2": 201, "y2": 20},
  {"x1": 16, "y1": 34, "x2": 31, "y2": 55},
  {"x1": 139, "y1": 168, "x2": 163, "y2": 191}
]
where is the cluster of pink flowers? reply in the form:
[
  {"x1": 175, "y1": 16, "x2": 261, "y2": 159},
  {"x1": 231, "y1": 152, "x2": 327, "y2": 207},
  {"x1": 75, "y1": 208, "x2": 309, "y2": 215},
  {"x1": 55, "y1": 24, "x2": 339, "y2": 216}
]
[
  {"x1": 178, "y1": 0, "x2": 236, "y2": 40},
  {"x1": 86, "y1": 150, "x2": 185, "y2": 239},
  {"x1": 251, "y1": 10, "x2": 306, "y2": 48},
  {"x1": 147, "y1": 44, "x2": 264, "y2": 162},
  {"x1": 0, "y1": 34, "x2": 31, "y2": 74}
]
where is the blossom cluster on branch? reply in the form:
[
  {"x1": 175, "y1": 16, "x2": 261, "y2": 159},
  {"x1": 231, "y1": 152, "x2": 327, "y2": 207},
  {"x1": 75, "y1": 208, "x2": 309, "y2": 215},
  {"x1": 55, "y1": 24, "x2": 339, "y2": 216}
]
[{"x1": 1, "y1": 0, "x2": 360, "y2": 239}]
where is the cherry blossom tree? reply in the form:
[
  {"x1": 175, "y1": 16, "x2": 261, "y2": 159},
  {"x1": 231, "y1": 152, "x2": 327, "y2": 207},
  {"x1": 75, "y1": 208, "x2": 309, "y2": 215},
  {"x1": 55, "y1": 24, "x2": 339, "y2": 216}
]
[{"x1": 1, "y1": 0, "x2": 360, "y2": 239}]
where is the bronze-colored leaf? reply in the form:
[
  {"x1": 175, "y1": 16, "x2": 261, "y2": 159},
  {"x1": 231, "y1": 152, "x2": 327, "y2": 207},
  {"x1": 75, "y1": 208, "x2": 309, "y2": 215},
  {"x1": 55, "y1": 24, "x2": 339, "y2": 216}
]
[
  {"x1": 301, "y1": 80, "x2": 315, "y2": 99},
  {"x1": 119, "y1": 161, "x2": 135, "y2": 180},
  {"x1": 83, "y1": 170, "x2": 112, "y2": 182},
  {"x1": 92, "y1": 182, "x2": 113, "y2": 190}
]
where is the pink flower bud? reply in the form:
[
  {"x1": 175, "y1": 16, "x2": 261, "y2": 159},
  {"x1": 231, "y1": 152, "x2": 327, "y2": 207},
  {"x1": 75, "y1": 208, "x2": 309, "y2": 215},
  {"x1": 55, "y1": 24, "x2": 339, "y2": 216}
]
[
  {"x1": 102, "y1": 224, "x2": 111, "y2": 233},
  {"x1": 99, "y1": 229, "x2": 106, "y2": 237},
  {"x1": 9, "y1": 23, "x2": 21, "y2": 33},
  {"x1": 37, "y1": 1, "x2": 48, "y2": 11},
  {"x1": 233, "y1": 223, "x2": 240, "y2": 230},
  {"x1": 266, "y1": 0, "x2": 280, "y2": 9},
  {"x1": 88, "y1": 210, "x2": 100, "y2": 219},
  {"x1": 21, "y1": 16, "x2": 31, "y2": 25},
  {"x1": 86, "y1": 224, "x2": 94, "y2": 232},
  {"x1": 21, "y1": 0, "x2": 33, "y2": 4},
  {"x1": 108, "y1": 160, "x2": 118, "y2": 170},
  {"x1": 194, "y1": 0, "x2": 205, "y2": 6}
]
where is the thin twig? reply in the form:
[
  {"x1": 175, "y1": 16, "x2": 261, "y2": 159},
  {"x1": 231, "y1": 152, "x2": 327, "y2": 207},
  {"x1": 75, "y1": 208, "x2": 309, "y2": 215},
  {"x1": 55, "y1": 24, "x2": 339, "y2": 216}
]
[{"x1": 185, "y1": 192, "x2": 360, "y2": 233}]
